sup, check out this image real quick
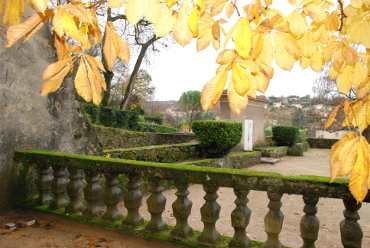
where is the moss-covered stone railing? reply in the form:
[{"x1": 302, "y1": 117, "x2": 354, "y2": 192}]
[{"x1": 14, "y1": 150, "x2": 369, "y2": 248}]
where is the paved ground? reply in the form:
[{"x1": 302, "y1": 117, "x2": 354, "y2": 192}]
[{"x1": 1, "y1": 149, "x2": 369, "y2": 248}]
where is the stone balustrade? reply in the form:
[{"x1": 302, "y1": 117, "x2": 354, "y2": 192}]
[{"x1": 14, "y1": 150, "x2": 370, "y2": 248}]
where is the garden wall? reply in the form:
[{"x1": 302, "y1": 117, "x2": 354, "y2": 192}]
[
  {"x1": 307, "y1": 138, "x2": 337, "y2": 149},
  {"x1": 95, "y1": 126, "x2": 196, "y2": 149}
]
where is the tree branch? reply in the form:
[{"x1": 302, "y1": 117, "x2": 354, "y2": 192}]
[{"x1": 337, "y1": 0, "x2": 346, "y2": 32}]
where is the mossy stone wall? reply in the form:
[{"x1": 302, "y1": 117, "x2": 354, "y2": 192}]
[
  {"x1": 95, "y1": 126, "x2": 196, "y2": 149},
  {"x1": 307, "y1": 138, "x2": 337, "y2": 149},
  {"x1": 254, "y1": 146, "x2": 288, "y2": 158}
]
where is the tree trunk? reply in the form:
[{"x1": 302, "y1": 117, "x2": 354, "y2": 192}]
[{"x1": 120, "y1": 35, "x2": 159, "y2": 110}]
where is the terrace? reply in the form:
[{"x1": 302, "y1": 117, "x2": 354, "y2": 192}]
[{"x1": 12, "y1": 148, "x2": 369, "y2": 248}]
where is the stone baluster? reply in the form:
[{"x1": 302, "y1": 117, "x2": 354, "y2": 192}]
[
  {"x1": 229, "y1": 189, "x2": 251, "y2": 248},
  {"x1": 35, "y1": 164, "x2": 53, "y2": 205},
  {"x1": 145, "y1": 174, "x2": 167, "y2": 233},
  {"x1": 340, "y1": 198, "x2": 363, "y2": 248},
  {"x1": 198, "y1": 184, "x2": 221, "y2": 246},
  {"x1": 65, "y1": 168, "x2": 85, "y2": 213},
  {"x1": 263, "y1": 190, "x2": 284, "y2": 248},
  {"x1": 122, "y1": 173, "x2": 144, "y2": 228},
  {"x1": 170, "y1": 180, "x2": 193, "y2": 240},
  {"x1": 300, "y1": 195, "x2": 320, "y2": 248},
  {"x1": 49, "y1": 165, "x2": 69, "y2": 210},
  {"x1": 83, "y1": 171, "x2": 103, "y2": 217},
  {"x1": 102, "y1": 172, "x2": 123, "y2": 222}
]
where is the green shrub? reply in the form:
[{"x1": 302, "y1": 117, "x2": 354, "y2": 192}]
[
  {"x1": 83, "y1": 103, "x2": 99, "y2": 123},
  {"x1": 287, "y1": 143, "x2": 304, "y2": 156},
  {"x1": 144, "y1": 115, "x2": 163, "y2": 125},
  {"x1": 192, "y1": 120, "x2": 242, "y2": 158},
  {"x1": 115, "y1": 110, "x2": 129, "y2": 129},
  {"x1": 272, "y1": 126, "x2": 299, "y2": 147},
  {"x1": 127, "y1": 110, "x2": 140, "y2": 131},
  {"x1": 98, "y1": 107, "x2": 116, "y2": 127},
  {"x1": 265, "y1": 128, "x2": 273, "y2": 136},
  {"x1": 140, "y1": 123, "x2": 179, "y2": 133},
  {"x1": 299, "y1": 129, "x2": 307, "y2": 138}
]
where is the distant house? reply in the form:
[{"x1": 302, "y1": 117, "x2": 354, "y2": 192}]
[
  {"x1": 292, "y1": 104, "x2": 302, "y2": 108},
  {"x1": 219, "y1": 93, "x2": 268, "y2": 149},
  {"x1": 273, "y1": 102, "x2": 282, "y2": 108}
]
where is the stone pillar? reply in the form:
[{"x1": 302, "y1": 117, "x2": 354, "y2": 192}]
[
  {"x1": 65, "y1": 168, "x2": 85, "y2": 213},
  {"x1": 145, "y1": 175, "x2": 167, "y2": 233},
  {"x1": 300, "y1": 195, "x2": 320, "y2": 248},
  {"x1": 102, "y1": 172, "x2": 123, "y2": 222},
  {"x1": 229, "y1": 189, "x2": 251, "y2": 248},
  {"x1": 83, "y1": 171, "x2": 103, "y2": 217},
  {"x1": 170, "y1": 180, "x2": 193, "y2": 240},
  {"x1": 122, "y1": 173, "x2": 144, "y2": 228},
  {"x1": 340, "y1": 198, "x2": 363, "y2": 248},
  {"x1": 49, "y1": 165, "x2": 69, "y2": 210},
  {"x1": 198, "y1": 184, "x2": 221, "y2": 246},
  {"x1": 35, "y1": 164, "x2": 53, "y2": 206},
  {"x1": 263, "y1": 190, "x2": 284, "y2": 248}
]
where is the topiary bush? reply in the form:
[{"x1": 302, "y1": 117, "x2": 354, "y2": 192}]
[
  {"x1": 287, "y1": 143, "x2": 304, "y2": 156},
  {"x1": 98, "y1": 107, "x2": 116, "y2": 127},
  {"x1": 272, "y1": 126, "x2": 299, "y2": 147},
  {"x1": 192, "y1": 120, "x2": 242, "y2": 158},
  {"x1": 115, "y1": 110, "x2": 129, "y2": 129}
]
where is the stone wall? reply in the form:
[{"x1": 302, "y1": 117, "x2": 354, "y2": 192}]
[
  {"x1": 0, "y1": 8, "x2": 101, "y2": 212},
  {"x1": 95, "y1": 126, "x2": 196, "y2": 149},
  {"x1": 307, "y1": 138, "x2": 337, "y2": 149}
]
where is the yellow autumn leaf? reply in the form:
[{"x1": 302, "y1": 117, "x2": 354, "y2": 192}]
[
  {"x1": 188, "y1": 5, "x2": 199, "y2": 37},
  {"x1": 226, "y1": 1, "x2": 235, "y2": 19},
  {"x1": 6, "y1": 9, "x2": 53, "y2": 47},
  {"x1": 259, "y1": 34, "x2": 273, "y2": 65},
  {"x1": 325, "y1": 11, "x2": 339, "y2": 31},
  {"x1": 63, "y1": 4, "x2": 94, "y2": 25},
  {"x1": 233, "y1": 17, "x2": 252, "y2": 59},
  {"x1": 108, "y1": 0, "x2": 126, "y2": 8},
  {"x1": 227, "y1": 78, "x2": 248, "y2": 115},
  {"x1": 153, "y1": 8, "x2": 175, "y2": 37},
  {"x1": 196, "y1": 30, "x2": 212, "y2": 51},
  {"x1": 212, "y1": 70, "x2": 229, "y2": 105},
  {"x1": 255, "y1": 72, "x2": 270, "y2": 93},
  {"x1": 106, "y1": 22, "x2": 130, "y2": 64},
  {"x1": 288, "y1": 10, "x2": 307, "y2": 36},
  {"x1": 173, "y1": 1, "x2": 193, "y2": 47},
  {"x1": 212, "y1": 21, "x2": 220, "y2": 40},
  {"x1": 216, "y1": 49, "x2": 236, "y2": 64},
  {"x1": 300, "y1": 56, "x2": 311, "y2": 69},
  {"x1": 333, "y1": 48, "x2": 345, "y2": 71},
  {"x1": 342, "y1": 44, "x2": 358, "y2": 65},
  {"x1": 2, "y1": 0, "x2": 24, "y2": 26},
  {"x1": 303, "y1": 5, "x2": 327, "y2": 22},
  {"x1": 347, "y1": 19, "x2": 370, "y2": 48},
  {"x1": 310, "y1": 49, "x2": 324, "y2": 72},
  {"x1": 232, "y1": 63, "x2": 250, "y2": 96},
  {"x1": 41, "y1": 57, "x2": 75, "y2": 81},
  {"x1": 126, "y1": 0, "x2": 143, "y2": 25},
  {"x1": 235, "y1": 57, "x2": 259, "y2": 73},
  {"x1": 352, "y1": 61, "x2": 368, "y2": 89},
  {"x1": 324, "y1": 104, "x2": 341, "y2": 130},
  {"x1": 349, "y1": 137, "x2": 370, "y2": 203},
  {"x1": 210, "y1": 0, "x2": 227, "y2": 17},
  {"x1": 54, "y1": 7, "x2": 79, "y2": 41},
  {"x1": 29, "y1": 0, "x2": 49, "y2": 14},
  {"x1": 339, "y1": 137, "x2": 361, "y2": 177},
  {"x1": 299, "y1": 31, "x2": 315, "y2": 57},
  {"x1": 40, "y1": 58, "x2": 75, "y2": 96},
  {"x1": 143, "y1": 0, "x2": 162, "y2": 24},
  {"x1": 103, "y1": 27, "x2": 117, "y2": 71},
  {"x1": 274, "y1": 33, "x2": 296, "y2": 70},
  {"x1": 83, "y1": 56, "x2": 103, "y2": 105},
  {"x1": 85, "y1": 55, "x2": 107, "y2": 91},
  {"x1": 351, "y1": 0, "x2": 364, "y2": 8},
  {"x1": 75, "y1": 57, "x2": 93, "y2": 102},
  {"x1": 213, "y1": 38, "x2": 220, "y2": 50},
  {"x1": 85, "y1": 54, "x2": 106, "y2": 74},
  {"x1": 54, "y1": 34, "x2": 69, "y2": 60},
  {"x1": 337, "y1": 64, "x2": 354, "y2": 94},
  {"x1": 328, "y1": 65, "x2": 339, "y2": 80}
]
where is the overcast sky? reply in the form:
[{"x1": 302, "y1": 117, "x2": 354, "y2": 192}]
[{"x1": 145, "y1": 41, "x2": 318, "y2": 101}]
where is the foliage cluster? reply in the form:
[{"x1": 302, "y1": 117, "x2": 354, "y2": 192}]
[
  {"x1": 192, "y1": 120, "x2": 242, "y2": 158},
  {"x1": 287, "y1": 143, "x2": 305, "y2": 156},
  {"x1": 83, "y1": 104, "x2": 140, "y2": 131},
  {"x1": 272, "y1": 126, "x2": 299, "y2": 147},
  {"x1": 265, "y1": 128, "x2": 273, "y2": 137},
  {"x1": 144, "y1": 115, "x2": 163, "y2": 125},
  {"x1": 139, "y1": 123, "x2": 179, "y2": 133}
]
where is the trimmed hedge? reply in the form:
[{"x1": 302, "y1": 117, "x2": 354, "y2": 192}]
[
  {"x1": 272, "y1": 126, "x2": 299, "y2": 147},
  {"x1": 144, "y1": 115, "x2": 163, "y2": 125},
  {"x1": 192, "y1": 120, "x2": 242, "y2": 158},
  {"x1": 83, "y1": 104, "x2": 140, "y2": 131},
  {"x1": 139, "y1": 123, "x2": 179, "y2": 133},
  {"x1": 287, "y1": 143, "x2": 304, "y2": 156}
]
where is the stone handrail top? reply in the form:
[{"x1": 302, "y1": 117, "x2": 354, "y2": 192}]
[{"x1": 14, "y1": 149, "x2": 369, "y2": 202}]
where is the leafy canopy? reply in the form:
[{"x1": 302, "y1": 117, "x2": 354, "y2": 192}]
[{"x1": 3, "y1": 0, "x2": 370, "y2": 203}]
